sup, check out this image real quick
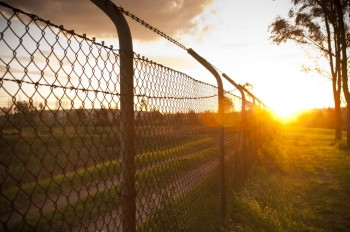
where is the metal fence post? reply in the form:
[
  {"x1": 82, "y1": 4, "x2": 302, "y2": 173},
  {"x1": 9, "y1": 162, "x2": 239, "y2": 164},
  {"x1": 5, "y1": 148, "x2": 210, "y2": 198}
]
[
  {"x1": 239, "y1": 87, "x2": 259, "y2": 176},
  {"x1": 187, "y1": 48, "x2": 226, "y2": 223},
  {"x1": 248, "y1": 94, "x2": 257, "y2": 170},
  {"x1": 221, "y1": 74, "x2": 247, "y2": 180},
  {"x1": 91, "y1": 1, "x2": 136, "y2": 231}
]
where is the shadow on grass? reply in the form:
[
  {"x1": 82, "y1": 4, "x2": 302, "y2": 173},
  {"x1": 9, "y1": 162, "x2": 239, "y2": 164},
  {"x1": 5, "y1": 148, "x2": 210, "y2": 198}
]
[{"x1": 226, "y1": 126, "x2": 350, "y2": 232}]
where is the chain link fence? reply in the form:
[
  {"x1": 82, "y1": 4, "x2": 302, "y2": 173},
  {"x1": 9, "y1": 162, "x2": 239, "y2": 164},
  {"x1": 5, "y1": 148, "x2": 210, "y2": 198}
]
[{"x1": 0, "y1": 2, "x2": 273, "y2": 231}]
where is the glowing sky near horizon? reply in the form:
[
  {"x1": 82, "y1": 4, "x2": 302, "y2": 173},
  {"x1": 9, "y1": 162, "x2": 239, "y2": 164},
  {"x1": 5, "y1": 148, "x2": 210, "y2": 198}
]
[{"x1": 1, "y1": 0, "x2": 336, "y2": 119}]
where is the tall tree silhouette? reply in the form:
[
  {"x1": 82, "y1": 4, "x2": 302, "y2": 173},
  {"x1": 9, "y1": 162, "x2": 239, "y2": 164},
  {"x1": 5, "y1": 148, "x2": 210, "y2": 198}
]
[
  {"x1": 14, "y1": 100, "x2": 36, "y2": 127},
  {"x1": 269, "y1": 0, "x2": 349, "y2": 142}
]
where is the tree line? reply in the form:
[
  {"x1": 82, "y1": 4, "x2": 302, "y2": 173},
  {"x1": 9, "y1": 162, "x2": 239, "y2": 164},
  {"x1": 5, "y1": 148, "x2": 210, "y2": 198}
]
[
  {"x1": 0, "y1": 96, "x2": 240, "y2": 129},
  {"x1": 0, "y1": 101, "x2": 119, "y2": 128},
  {"x1": 289, "y1": 107, "x2": 347, "y2": 129}
]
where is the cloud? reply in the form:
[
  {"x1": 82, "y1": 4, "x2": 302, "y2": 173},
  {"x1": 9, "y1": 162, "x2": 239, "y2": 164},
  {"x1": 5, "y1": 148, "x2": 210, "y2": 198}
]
[
  {"x1": 201, "y1": 25, "x2": 213, "y2": 34},
  {"x1": 2, "y1": 0, "x2": 214, "y2": 41}
]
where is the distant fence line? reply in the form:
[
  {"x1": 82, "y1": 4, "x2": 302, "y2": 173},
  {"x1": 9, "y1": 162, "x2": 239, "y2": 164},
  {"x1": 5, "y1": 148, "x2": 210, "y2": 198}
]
[{"x1": 0, "y1": 1, "x2": 273, "y2": 232}]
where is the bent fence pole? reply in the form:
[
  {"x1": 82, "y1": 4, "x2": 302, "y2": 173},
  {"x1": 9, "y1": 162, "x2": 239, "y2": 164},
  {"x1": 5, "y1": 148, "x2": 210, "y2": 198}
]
[
  {"x1": 246, "y1": 91, "x2": 258, "y2": 168},
  {"x1": 187, "y1": 48, "x2": 226, "y2": 223},
  {"x1": 241, "y1": 88, "x2": 259, "y2": 173},
  {"x1": 91, "y1": 1, "x2": 136, "y2": 231},
  {"x1": 221, "y1": 73, "x2": 248, "y2": 180}
]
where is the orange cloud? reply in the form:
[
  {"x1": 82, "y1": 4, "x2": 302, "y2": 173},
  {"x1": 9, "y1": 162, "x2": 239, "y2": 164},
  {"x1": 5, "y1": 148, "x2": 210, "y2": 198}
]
[{"x1": 3, "y1": 0, "x2": 214, "y2": 41}]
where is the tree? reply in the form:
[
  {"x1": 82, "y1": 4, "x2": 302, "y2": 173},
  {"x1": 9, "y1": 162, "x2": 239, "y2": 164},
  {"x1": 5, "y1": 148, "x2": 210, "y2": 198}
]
[
  {"x1": 92, "y1": 107, "x2": 109, "y2": 126},
  {"x1": 242, "y1": 82, "x2": 254, "y2": 92},
  {"x1": 139, "y1": 98, "x2": 148, "y2": 112},
  {"x1": 14, "y1": 100, "x2": 37, "y2": 127},
  {"x1": 222, "y1": 96, "x2": 235, "y2": 114},
  {"x1": 67, "y1": 107, "x2": 89, "y2": 126},
  {"x1": 173, "y1": 112, "x2": 184, "y2": 126},
  {"x1": 0, "y1": 106, "x2": 10, "y2": 116},
  {"x1": 76, "y1": 108, "x2": 88, "y2": 126},
  {"x1": 187, "y1": 109, "x2": 200, "y2": 125},
  {"x1": 333, "y1": 0, "x2": 350, "y2": 145},
  {"x1": 269, "y1": 0, "x2": 349, "y2": 142},
  {"x1": 150, "y1": 107, "x2": 163, "y2": 125},
  {"x1": 38, "y1": 102, "x2": 45, "y2": 111}
]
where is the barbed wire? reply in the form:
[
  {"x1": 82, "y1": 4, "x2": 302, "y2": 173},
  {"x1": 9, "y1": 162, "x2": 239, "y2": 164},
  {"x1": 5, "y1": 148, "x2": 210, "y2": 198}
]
[
  {"x1": 114, "y1": 5, "x2": 188, "y2": 51},
  {"x1": 115, "y1": 2, "x2": 227, "y2": 76}
]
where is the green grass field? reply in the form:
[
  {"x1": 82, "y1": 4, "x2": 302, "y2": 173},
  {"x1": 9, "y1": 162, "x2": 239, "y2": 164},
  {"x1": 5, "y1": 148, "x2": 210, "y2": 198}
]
[
  {"x1": 0, "y1": 124, "x2": 229, "y2": 231},
  {"x1": 227, "y1": 126, "x2": 350, "y2": 232}
]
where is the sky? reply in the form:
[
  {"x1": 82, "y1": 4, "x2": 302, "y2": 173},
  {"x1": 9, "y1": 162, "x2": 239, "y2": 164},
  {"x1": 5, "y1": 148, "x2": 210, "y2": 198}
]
[{"x1": 1, "y1": 0, "x2": 335, "y2": 120}]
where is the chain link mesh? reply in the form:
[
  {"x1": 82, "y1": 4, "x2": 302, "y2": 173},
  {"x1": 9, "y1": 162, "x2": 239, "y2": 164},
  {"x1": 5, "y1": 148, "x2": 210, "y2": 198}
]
[
  {"x1": 0, "y1": 2, "x2": 273, "y2": 231},
  {"x1": 0, "y1": 4, "x2": 123, "y2": 231}
]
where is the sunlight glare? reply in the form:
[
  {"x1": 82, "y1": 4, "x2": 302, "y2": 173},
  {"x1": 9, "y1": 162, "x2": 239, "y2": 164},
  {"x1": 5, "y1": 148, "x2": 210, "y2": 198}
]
[{"x1": 272, "y1": 105, "x2": 302, "y2": 122}]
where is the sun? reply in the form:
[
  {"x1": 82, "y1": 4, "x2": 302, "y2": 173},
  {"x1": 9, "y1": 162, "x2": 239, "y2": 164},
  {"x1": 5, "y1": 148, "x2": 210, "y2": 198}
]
[
  {"x1": 267, "y1": 98, "x2": 307, "y2": 123},
  {"x1": 272, "y1": 106, "x2": 301, "y2": 122}
]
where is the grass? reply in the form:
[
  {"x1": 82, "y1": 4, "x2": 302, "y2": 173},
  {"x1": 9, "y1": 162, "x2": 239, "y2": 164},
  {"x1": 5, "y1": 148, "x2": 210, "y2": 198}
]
[
  {"x1": 137, "y1": 140, "x2": 239, "y2": 232},
  {"x1": 136, "y1": 146, "x2": 218, "y2": 190},
  {"x1": 7, "y1": 148, "x2": 218, "y2": 231},
  {"x1": 0, "y1": 137, "x2": 215, "y2": 215},
  {"x1": 4, "y1": 137, "x2": 219, "y2": 231},
  {"x1": 226, "y1": 126, "x2": 350, "y2": 232},
  {"x1": 8, "y1": 184, "x2": 122, "y2": 232},
  {"x1": 138, "y1": 166, "x2": 221, "y2": 232},
  {"x1": 0, "y1": 123, "x2": 246, "y2": 231},
  {"x1": 0, "y1": 125, "x2": 215, "y2": 189},
  {"x1": 0, "y1": 159, "x2": 121, "y2": 215}
]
